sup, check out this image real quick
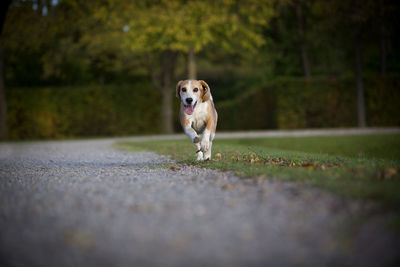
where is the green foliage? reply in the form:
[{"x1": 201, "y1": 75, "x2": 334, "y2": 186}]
[
  {"x1": 6, "y1": 82, "x2": 160, "y2": 140},
  {"x1": 2, "y1": 0, "x2": 400, "y2": 138},
  {"x1": 2, "y1": 0, "x2": 279, "y2": 87},
  {"x1": 217, "y1": 74, "x2": 400, "y2": 130},
  {"x1": 120, "y1": 134, "x2": 400, "y2": 207},
  {"x1": 225, "y1": 134, "x2": 400, "y2": 160},
  {"x1": 101, "y1": 0, "x2": 275, "y2": 53},
  {"x1": 3, "y1": 0, "x2": 400, "y2": 86},
  {"x1": 366, "y1": 74, "x2": 400, "y2": 126},
  {"x1": 6, "y1": 73, "x2": 399, "y2": 139}
]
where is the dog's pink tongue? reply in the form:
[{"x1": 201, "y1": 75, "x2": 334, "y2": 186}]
[{"x1": 185, "y1": 105, "x2": 194, "y2": 115}]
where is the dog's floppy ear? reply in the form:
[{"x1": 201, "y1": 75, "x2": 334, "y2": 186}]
[
  {"x1": 176, "y1": 80, "x2": 184, "y2": 99},
  {"x1": 199, "y1": 80, "x2": 210, "y2": 102}
]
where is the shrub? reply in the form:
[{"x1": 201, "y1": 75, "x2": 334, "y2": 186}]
[
  {"x1": 6, "y1": 82, "x2": 161, "y2": 140},
  {"x1": 217, "y1": 75, "x2": 400, "y2": 130},
  {"x1": 5, "y1": 74, "x2": 399, "y2": 140}
]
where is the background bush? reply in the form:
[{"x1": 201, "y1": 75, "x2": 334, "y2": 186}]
[
  {"x1": 6, "y1": 74, "x2": 399, "y2": 140},
  {"x1": 6, "y1": 81, "x2": 161, "y2": 140},
  {"x1": 217, "y1": 74, "x2": 400, "y2": 130}
]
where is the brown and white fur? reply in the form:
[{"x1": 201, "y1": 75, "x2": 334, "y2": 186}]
[{"x1": 176, "y1": 80, "x2": 218, "y2": 161}]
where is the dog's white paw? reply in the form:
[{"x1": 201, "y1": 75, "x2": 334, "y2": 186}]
[
  {"x1": 196, "y1": 152, "x2": 204, "y2": 161},
  {"x1": 200, "y1": 140, "x2": 210, "y2": 152}
]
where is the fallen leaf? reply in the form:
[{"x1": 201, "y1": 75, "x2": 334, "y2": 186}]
[
  {"x1": 63, "y1": 230, "x2": 94, "y2": 249},
  {"x1": 271, "y1": 158, "x2": 280, "y2": 164},
  {"x1": 302, "y1": 163, "x2": 315, "y2": 170},
  {"x1": 221, "y1": 183, "x2": 236, "y2": 191},
  {"x1": 131, "y1": 204, "x2": 155, "y2": 212},
  {"x1": 169, "y1": 166, "x2": 181, "y2": 171},
  {"x1": 252, "y1": 175, "x2": 265, "y2": 184},
  {"x1": 170, "y1": 235, "x2": 189, "y2": 251}
]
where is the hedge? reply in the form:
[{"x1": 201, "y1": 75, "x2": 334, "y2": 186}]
[
  {"x1": 5, "y1": 74, "x2": 400, "y2": 140},
  {"x1": 216, "y1": 74, "x2": 400, "y2": 130},
  {"x1": 6, "y1": 82, "x2": 162, "y2": 140}
]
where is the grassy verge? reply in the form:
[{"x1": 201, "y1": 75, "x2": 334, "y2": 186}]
[{"x1": 119, "y1": 134, "x2": 400, "y2": 208}]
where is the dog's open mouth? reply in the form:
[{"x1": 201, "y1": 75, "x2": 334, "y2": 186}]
[{"x1": 184, "y1": 101, "x2": 197, "y2": 115}]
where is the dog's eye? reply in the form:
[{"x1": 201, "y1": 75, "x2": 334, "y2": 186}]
[
  {"x1": 182, "y1": 88, "x2": 187, "y2": 92},
  {"x1": 193, "y1": 88, "x2": 198, "y2": 92}
]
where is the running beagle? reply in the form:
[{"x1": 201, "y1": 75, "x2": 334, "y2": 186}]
[{"x1": 176, "y1": 80, "x2": 218, "y2": 161}]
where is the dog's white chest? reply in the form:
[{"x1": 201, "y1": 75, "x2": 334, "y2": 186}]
[{"x1": 191, "y1": 102, "x2": 208, "y2": 133}]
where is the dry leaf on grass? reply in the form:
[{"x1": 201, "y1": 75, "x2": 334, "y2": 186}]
[
  {"x1": 302, "y1": 164, "x2": 315, "y2": 170},
  {"x1": 169, "y1": 166, "x2": 181, "y2": 171}
]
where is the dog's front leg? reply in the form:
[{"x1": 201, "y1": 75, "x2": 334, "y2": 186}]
[
  {"x1": 184, "y1": 126, "x2": 199, "y2": 143},
  {"x1": 195, "y1": 142, "x2": 204, "y2": 161},
  {"x1": 183, "y1": 126, "x2": 203, "y2": 160},
  {"x1": 185, "y1": 127, "x2": 203, "y2": 160}
]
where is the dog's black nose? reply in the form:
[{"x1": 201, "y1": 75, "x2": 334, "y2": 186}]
[{"x1": 186, "y1": 98, "x2": 193, "y2": 104}]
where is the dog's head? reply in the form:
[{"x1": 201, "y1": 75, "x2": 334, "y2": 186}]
[{"x1": 176, "y1": 80, "x2": 210, "y2": 115}]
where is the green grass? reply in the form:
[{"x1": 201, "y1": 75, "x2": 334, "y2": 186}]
[
  {"x1": 225, "y1": 134, "x2": 400, "y2": 160},
  {"x1": 119, "y1": 134, "x2": 400, "y2": 208}
]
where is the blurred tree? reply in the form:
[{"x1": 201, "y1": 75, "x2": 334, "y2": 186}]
[
  {"x1": 295, "y1": 0, "x2": 311, "y2": 78},
  {"x1": 0, "y1": 0, "x2": 12, "y2": 139},
  {"x1": 188, "y1": 46, "x2": 196, "y2": 80},
  {"x1": 375, "y1": 0, "x2": 398, "y2": 76},
  {"x1": 311, "y1": 0, "x2": 378, "y2": 128},
  {"x1": 4, "y1": 0, "x2": 398, "y2": 139},
  {"x1": 379, "y1": 0, "x2": 387, "y2": 75},
  {"x1": 260, "y1": 0, "x2": 312, "y2": 77},
  {"x1": 89, "y1": 0, "x2": 275, "y2": 133},
  {"x1": 4, "y1": 0, "x2": 82, "y2": 85}
]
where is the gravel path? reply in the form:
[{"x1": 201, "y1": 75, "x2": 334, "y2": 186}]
[{"x1": 0, "y1": 139, "x2": 399, "y2": 267}]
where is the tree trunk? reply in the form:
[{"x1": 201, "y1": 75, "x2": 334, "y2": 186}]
[
  {"x1": 188, "y1": 46, "x2": 196, "y2": 80},
  {"x1": 355, "y1": 35, "x2": 366, "y2": 128},
  {"x1": 157, "y1": 50, "x2": 178, "y2": 134},
  {"x1": 380, "y1": 0, "x2": 386, "y2": 75},
  {"x1": 0, "y1": 42, "x2": 6, "y2": 139},
  {"x1": 37, "y1": 0, "x2": 43, "y2": 15},
  {"x1": 380, "y1": 37, "x2": 386, "y2": 75},
  {"x1": 295, "y1": 0, "x2": 311, "y2": 78},
  {"x1": 0, "y1": 0, "x2": 11, "y2": 140},
  {"x1": 160, "y1": 88, "x2": 173, "y2": 134}
]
